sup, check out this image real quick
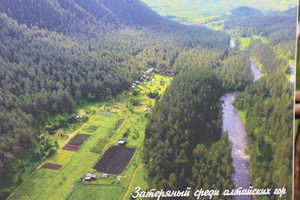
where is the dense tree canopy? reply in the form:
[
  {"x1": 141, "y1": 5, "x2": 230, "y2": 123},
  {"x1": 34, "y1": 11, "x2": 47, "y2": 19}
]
[
  {"x1": 224, "y1": 7, "x2": 297, "y2": 59},
  {"x1": 235, "y1": 73, "x2": 293, "y2": 199},
  {"x1": 144, "y1": 70, "x2": 234, "y2": 197},
  {"x1": 0, "y1": 0, "x2": 232, "y2": 198},
  {"x1": 0, "y1": 0, "x2": 295, "y2": 199}
]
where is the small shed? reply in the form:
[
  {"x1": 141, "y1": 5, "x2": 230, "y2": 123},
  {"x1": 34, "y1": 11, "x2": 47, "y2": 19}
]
[
  {"x1": 80, "y1": 113, "x2": 87, "y2": 119},
  {"x1": 118, "y1": 138, "x2": 127, "y2": 145},
  {"x1": 84, "y1": 173, "x2": 96, "y2": 181},
  {"x1": 102, "y1": 173, "x2": 108, "y2": 178}
]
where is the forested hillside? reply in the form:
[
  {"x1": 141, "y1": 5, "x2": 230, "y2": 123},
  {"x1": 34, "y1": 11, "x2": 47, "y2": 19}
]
[
  {"x1": 235, "y1": 73, "x2": 293, "y2": 200},
  {"x1": 225, "y1": 7, "x2": 297, "y2": 59},
  {"x1": 228, "y1": 6, "x2": 295, "y2": 200},
  {"x1": 0, "y1": 0, "x2": 233, "y2": 199},
  {"x1": 0, "y1": 0, "x2": 295, "y2": 199}
]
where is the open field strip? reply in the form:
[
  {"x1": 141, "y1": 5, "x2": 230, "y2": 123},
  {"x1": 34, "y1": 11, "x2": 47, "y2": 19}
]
[
  {"x1": 10, "y1": 74, "x2": 171, "y2": 200},
  {"x1": 7, "y1": 103, "x2": 106, "y2": 199},
  {"x1": 68, "y1": 74, "x2": 171, "y2": 199}
]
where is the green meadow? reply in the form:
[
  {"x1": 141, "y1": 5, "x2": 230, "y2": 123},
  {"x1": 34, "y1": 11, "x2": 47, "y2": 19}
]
[
  {"x1": 9, "y1": 74, "x2": 171, "y2": 200},
  {"x1": 238, "y1": 37, "x2": 251, "y2": 50},
  {"x1": 141, "y1": 0, "x2": 296, "y2": 24}
]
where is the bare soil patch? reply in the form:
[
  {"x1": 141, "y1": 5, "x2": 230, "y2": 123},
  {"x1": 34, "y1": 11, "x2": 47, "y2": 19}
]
[
  {"x1": 62, "y1": 134, "x2": 90, "y2": 151},
  {"x1": 44, "y1": 163, "x2": 62, "y2": 170},
  {"x1": 93, "y1": 146, "x2": 136, "y2": 174}
]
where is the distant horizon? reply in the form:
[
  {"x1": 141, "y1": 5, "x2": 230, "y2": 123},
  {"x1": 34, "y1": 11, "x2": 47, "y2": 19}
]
[{"x1": 141, "y1": 0, "x2": 297, "y2": 24}]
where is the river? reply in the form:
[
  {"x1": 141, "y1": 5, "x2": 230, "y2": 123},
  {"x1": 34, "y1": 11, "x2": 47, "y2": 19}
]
[
  {"x1": 250, "y1": 60, "x2": 262, "y2": 82},
  {"x1": 221, "y1": 93, "x2": 251, "y2": 200},
  {"x1": 230, "y1": 38, "x2": 236, "y2": 48},
  {"x1": 289, "y1": 63, "x2": 295, "y2": 83},
  {"x1": 221, "y1": 60, "x2": 262, "y2": 200}
]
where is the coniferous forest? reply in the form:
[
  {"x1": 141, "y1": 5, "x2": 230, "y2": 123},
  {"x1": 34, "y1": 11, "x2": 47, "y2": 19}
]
[
  {"x1": 144, "y1": 70, "x2": 234, "y2": 194},
  {"x1": 0, "y1": 0, "x2": 296, "y2": 199}
]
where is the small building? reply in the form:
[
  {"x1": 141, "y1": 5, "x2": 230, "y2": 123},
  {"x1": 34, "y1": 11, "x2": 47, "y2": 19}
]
[
  {"x1": 143, "y1": 108, "x2": 148, "y2": 112},
  {"x1": 102, "y1": 173, "x2": 108, "y2": 178},
  {"x1": 142, "y1": 74, "x2": 147, "y2": 79},
  {"x1": 118, "y1": 138, "x2": 127, "y2": 145},
  {"x1": 135, "y1": 80, "x2": 140, "y2": 84},
  {"x1": 84, "y1": 173, "x2": 96, "y2": 181},
  {"x1": 80, "y1": 113, "x2": 87, "y2": 119}
]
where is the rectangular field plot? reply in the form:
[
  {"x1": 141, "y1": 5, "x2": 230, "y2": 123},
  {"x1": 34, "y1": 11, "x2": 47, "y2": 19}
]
[
  {"x1": 63, "y1": 134, "x2": 90, "y2": 151},
  {"x1": 93, "y1": 146, "x2": 136, "y2": 174},
  {"x1": 44, "y1": 163, "x2": 62, "y2": 170},
  {"x1": 67, "y1": 134, "x2": 91, "y2": 146}
]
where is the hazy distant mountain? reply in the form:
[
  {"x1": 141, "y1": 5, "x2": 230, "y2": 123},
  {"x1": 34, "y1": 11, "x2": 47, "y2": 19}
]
[
  {"x1": 0, "y1": 0, "x2": 171, "y2": 34},
  {"x1": 228, "y1": 6, "x2": 262, "y2": 18}
]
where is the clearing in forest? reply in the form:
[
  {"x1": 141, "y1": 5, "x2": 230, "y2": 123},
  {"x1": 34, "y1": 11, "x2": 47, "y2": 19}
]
[{"x1": 9, "y1": 74, "x2": 171, "y2": 200}]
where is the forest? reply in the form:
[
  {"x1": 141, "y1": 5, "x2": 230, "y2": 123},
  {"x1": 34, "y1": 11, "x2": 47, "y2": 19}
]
[
  {"x1": 0, "y1": 0, "x2": 232, "y2": 198},
  {"x1": 144, "y1": 70, "x2": 234, "y2": 196},
  {"x1": 229, "y1": 6, "x2": 295, "y2": 200},
  {"x1": 0, "y1": 0, "x2": 296, "y2": 199},
  {"x1": 235, "y1": 73, "x2": 293, "y2": 200},
  {"x1": 143, "y1": 5, "x2": 295, "y2": 200},
  {"x1": 224, "y1": 7, "x2": 297, "y2": 60}
]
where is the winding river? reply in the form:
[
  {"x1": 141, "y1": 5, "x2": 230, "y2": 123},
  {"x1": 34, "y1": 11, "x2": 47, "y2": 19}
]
[
  {"x1": 221, "y1": 60, "x2": 261, "y2": 200},
  {"x1": 289, "y1": 63, "x2": 295, "y2": 83},
  {"x1": 250, "y1": 60, "x2": 262, "y2": 82}
]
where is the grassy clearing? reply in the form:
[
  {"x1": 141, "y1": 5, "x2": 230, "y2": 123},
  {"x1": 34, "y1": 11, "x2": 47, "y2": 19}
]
[
  {"x1": 67, "y1": 184, "x2": 125, "y2": 200},
  {"x1": 10, "y1": 74, "x2": 171, "y2": 200},
  {"x1": 238, "y1": 37, "x2": 251, "y2": 50},
  {"x1": 253, "y1": 35, "x2": 269, "y2": 44},
  {"x1": 237, "y1": 109, "x2": 246, "y2": 124}
]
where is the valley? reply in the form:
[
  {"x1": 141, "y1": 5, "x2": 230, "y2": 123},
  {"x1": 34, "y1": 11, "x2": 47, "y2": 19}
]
[
  {"x1": 141, "y1": 0, "x2": 297, "y2": 25},
  {"x1": 0, "y1": 0, "x2": 296, "y2": 200}
]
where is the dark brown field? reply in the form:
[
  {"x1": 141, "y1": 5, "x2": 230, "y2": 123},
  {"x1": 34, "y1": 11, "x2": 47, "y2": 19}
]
[
  {"x1": 62, "y1": 144, "x2": 80, "y2": 151},
  {"x1": 93, "y1": 146, "x2": 136, "y2": 174},
  {"x1": 44, "y1": 163, "x2": 62, "y2": 170},
  {"x1": 62, "y1": 134, "x2": 90, "y2": 151}
]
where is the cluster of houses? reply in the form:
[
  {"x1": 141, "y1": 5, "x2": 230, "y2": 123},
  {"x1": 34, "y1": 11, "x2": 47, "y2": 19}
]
[
  {"x1": 131, "y1": 68, "x2": 177, "y2": 89},
  {"x1": 73, "y1": 113, "x2": 87, "y2": 120},
  {"x1": 132, "y1": 68, "x2": 155, "y2": 88}
]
